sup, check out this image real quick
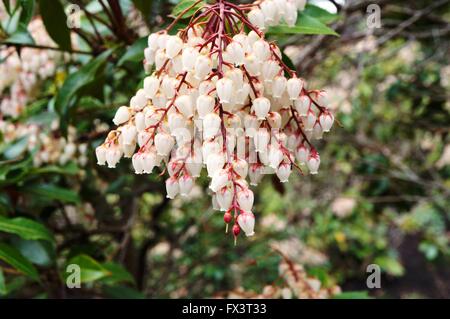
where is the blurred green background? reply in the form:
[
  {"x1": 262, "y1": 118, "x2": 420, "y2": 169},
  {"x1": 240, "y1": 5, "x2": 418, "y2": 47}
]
[{"x1": 0, "y1": 0, "x2": 449, "y2": 298}]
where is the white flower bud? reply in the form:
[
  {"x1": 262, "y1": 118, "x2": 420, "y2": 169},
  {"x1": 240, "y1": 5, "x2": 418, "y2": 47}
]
[
  {"x1": 307, "y1": 151, "x2": 320, "y2": 174},
  {"x1": 237, "y1": 188, "x2": 254, "y2": 212},
  {"x1": 287, "y1": 77, "x2": 303, "y2": 100},
  {"x1": 253, "y1": 40, "x2": 271, "y2": 62},
  {"x1": 121, "y1": 124, "x2": 137, "y2": 145},
  {"x1": 142, "y1": 151, "x2": 156, "y2": 173},
  {"x1": 135, "y1": 112, "x2": 146, "y2": 131},
  {"x1": 168, "y1": 112, "x2": 186, "y2": 134},
  {"x1": 206, "y1": 152, "x2": 225, "y2": 177},
  {"x1": 319, "y1": 111, "x2": 334, "y2": 132},
  {"x1": 232, "y1": 158, "x2": 248, "y2": 178},
  {"x1": 248, "y1": 8, "x2": 265, "y2": 31},
  {"x1": 216, "y1": 78, "x2": 234, "y2": 103},
  {"x1": 216, "y1": 186, "x2": 233, "y2": 211},
  {"x1": 148, "y1": 33, "x2": 159, "y2": 51},
  {"x1": 182, "y1": 47, "x2": 200, "y2": 71},
  {"x1": 186, "y1": 150, "x2": 202, "y2": 177},
  {"x1": 95, "y1": 145, "x2": 107, "y2": 165},
  {"x1": 194, "y1": 55, "x2": 212, "y2": 80},
  {"x1": 161, "y1": 76, "x2": 177, "y2": 98},
  {"x1": 166, "y1": 36, "x2": 183, "y2": 59},
  {"x1": 268, "y1": 144, "x2": 284, "y2": 169},
  {"x1": 313, "y1": 121, "x2": 323, "y2": 139},
  {"x1": 272, "y1": 76, "x2": 287, "y2": 98},
  {"x1": 113, "y1": 106, "x2": 130, "y2": 126},
  {"x1": 276, "y1": 162, "x2": 291, "y2": 182},
  {"x1": 255, "y1": 128, "x2": 270, "y2": 153},
  {"x1": 267, "y1": 112, "x2": 282, "y2": 128},
  {"x1": 294, "y1": 95, "x2": 310, "y2": 115},
  {"x1": 154, "y1": 133, "x2": 174, "y2": 156},
  {"x1": 175, "y1": 94, "x2": 194, "y2": 118},
  {"x1": 227, "y1": 41, "x2": 245, "y2": 66},
  {"x1": 284, "y1": 2, "x2": 298, "y2": 26},
  {"x1": 132, "y1": 153, "x2": 144, "y2": 174},
  {"x1": 143, "y1": 76, "x2": 160, "y2": 98},
  {"x1": 130, "y1": 89, "x2": 148, "y2": 111},
  {"x1": 304, "y1": 110, "x2": 316, "y2": 131},
  {"x1": 261, "y1": 60, "x2": 281, "y2": 83},
  {"x1": 196, "y1": 94, "x2": 215, "y2": 119},
  {"x1": 244, "y1": 113, "x2": 259, "y2": 137},
  {"x1": 106, "y1": 146, "x2": 122, "y2": 168},
  {"x1": 249, "y1": 164, "x2": 263, "y2": 186},
  {"x1": 203, "y1": 113, "x2": 221, "y2": 140},
  {"x1": 179, "y1": 174, "x2": 194, "y2": 196},
  {"x1": 166, "y1": 177, "x2": 180, "y2": 199},
  {"x1": 253, "y1": 97, "x2": 271, "y2": 120},
  {"x1": 295, "y1": 144, "x2": 309, "y2": 164},
  {"x1": 209, "y1": 168, "x2": 229, "y2": 192},
  {"x1": 237, "y1": 211, "x2": 255, "y2": 237}
]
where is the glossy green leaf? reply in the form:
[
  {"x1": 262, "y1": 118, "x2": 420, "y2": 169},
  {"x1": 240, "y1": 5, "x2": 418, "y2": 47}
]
[
  {"x1": 38, "y1": 0, "x2": 71, "y2": 50},
  {"x1": 303, "y1": 4, "x2": 339, "y2": 24},
  {"x1": 118, "y1": 36, "x2": 147, "y2": 66},
  {"x1": 0, "y1": 216, "x2": 54, "y2": 243},
  {"x1": 19, "y1": 0, "x2": 35, "y2": 25},
  {"x1": 66, "y1": 254, "x2": 111, "y2": 283},
  {"x1": 6, "y1": 23, "x2": 35, "y2": 45},
  {"x1": 268, "y1": 13, "x2": 339, "y2": 36},
  {"x1": 2, "y1": 0, "x2": 11, "y2": 15},
  {"x1": 55, "y1": 50, "x2": 111, "y2": 134},
  {"x1": 20, "y1": 184, "x2": 81, "y2": 203},
  {"x1": 12, "y1": 238, "x2": 55, "y2": 266},
  {"x1": 101, "y1": 262, "x2": 135, "y2": 285},
  {"x1": 375, "y1": 255, "x2": 405, "y2": 276},
  {"x1": 0, "y1": 243, "x2": 39, "y2": 281},
  {"x1": 171, "y1": 0, "x2": 205, "y2": 19},
  {"x1": 3, "y1": 135, "x2": 29, "y2": 159}
]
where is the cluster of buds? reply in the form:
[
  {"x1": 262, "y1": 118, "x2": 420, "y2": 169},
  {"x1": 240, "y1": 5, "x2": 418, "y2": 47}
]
[
  {"x1": 96, "y1": 0, "x2": 334, "y2": 242},
  {"x1": 0, "y1": 119, "x2": 88, "y2": 167},
  {"x1": 0, "y1": 18, "x2": 59, "y2": 118}
]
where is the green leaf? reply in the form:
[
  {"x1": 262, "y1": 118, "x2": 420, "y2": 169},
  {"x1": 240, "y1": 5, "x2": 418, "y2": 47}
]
[
  {"x1": 19, "y1": 0, "x2": 35, "y2": 25},
  {"x1": 268, "y1": 12, "x2": 339, "y2": 36},
  {"x1": 6, "y1": 23, "x2": 35, "y2": 45},
  {"x1": 20, "y1": 184, "x2": 81, "y2": 203},
  {"x1": 374, "y1": 256, "x2": 405, "y2": 276},
  {"x1": 55, "y1": 50, "x2": 112, "y2": 134},
  {"x1": 38, "y1": 0, "x2": 71, "y2": 50},
  {"x1": 103, "y1": 285, "x2": 145, "y2": 299},
  {"x1": 66, "y1": 254, "x2": 111, "y2": 283},
  {"x1": 333, "y1": 291, "x2": 372, "y2": 299},
  {"x1": 0, "y1": 243, "x2": 39, "y2": 281},
  {"x1": 2, "y1": 135, "x2": 29, "y2": 159},
  {"x1": 303, "y1": 4, "x2": 339, "y2": 24},
  {"x1": 2, "y1": 0, "x2": 11, "y2": 15},
  {"x1": 117, "y1": 36, "x2": 147, "y2": 66},
  {"x1": 29, "y1": 162, "x2": 79, "y2": 176},
  {"x1": 101, "y1": 262, "x2": 135, "y2": 285},
  {"x1": 0, "y1": 216, "x2": 54, "y2": 243},
  {"x1": 0, "y1": 268, "x2": 6, "y2": 295},
  {"x1": 12, "y1": 238, "x2": 55, "y2": 266},
  {"x1": 171, "y1": 0, "x2": 205, "y2": 19}
]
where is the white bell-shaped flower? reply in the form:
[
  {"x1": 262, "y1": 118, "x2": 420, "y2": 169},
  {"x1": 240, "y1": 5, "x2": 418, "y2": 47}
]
[
  {"x1": 237, "y1": 187, "x2": 254, "y2": 212},
  {"x1": 182, "y1": 47, "x2": 200, "y2": 71},
  {"x1": 255, "y1": 128, "x2": 270, "y2": 153},
  {"x1": 237, "y1": 211, "x2": 255, "y2": 237},
  {"x1": 179, "y1": 174, "x2": 194, "y2": 196},
  {"x1": 121, "y1": 124, "x2": 137, "y2": 145},
  {"x1": 276, "y1": 162, "x2": 291, "y2": 182},
  {"x1": 216, "y1": 78, "x2": 234, "y2": 103},
  {"x1": 272, "y1": 76, "x2": 287, "y2": 98},
  {"x1": 216, "y1": 186, "x2": 233, "y2": 211},
  {"x1": 295, "y1": 144, "x2": 309, "y2": 164},
  {"x1": 248, "y1": 8, "x2": 265, "y2": 31},
  {"x1": 130, "y1": 89, "x2": 148, "y2": 111},
  {"x1": 165, "y1": 176, "x2": 180, "y2": 199},
  {"x1": 203, "y1": 113, "x2": 221, "y2": 140},
  {"x1": 166, "y1": 35, "x2": 183, "y2": 59},
  {"x1": 287, "y1": 77, "x2": 303, "y2": 100},
  {"x1": 206, "y1": 152, "x2": 225, "y2": 177},
  {"x1": 294, "y1": 95, "x2": 310, "y2": 115},
  {"x1": 253, "y1": 39, "x2": 271, "y2": 62},
  {"x1": 196, "y1": 94, "x2": 215, "y2": 119},
  {"x1": 194, "y1": 55, "x2": 212, "y2": 80},
  {"x1": 307, "y1": 151, "x2": 320, "y2": 174},
  {"x1": 154, "y1": 132, "x2": 174, "y2": 156},
  {"x1": 143, "y1": 76, "x2": 160, "y2": 98},
  {"x1": 141, "y1": 151, "x2": 156, "y2": 173},
  {"x1": 226, "y1": 41, "x2": 245, "y2": 66},
  {"x1": 106, "y1": 146, "x2": 122, "y2": 168},
  {"x1": 268, "y1": 144, "x2": 284, "y2": 169},
  {"x1": 209, "y1": 168, "x2": 229, "y2": 192},
  {"x1": 113, "y1": 106, "x2": 130, "y2": 126},
  {"x1": 304, "y1": 110, "x2": 316, "y2": 131},
  {"x1": 95, "y1": 145, "x2": 107, "y2": 165},
  {"x1": 319, "y1": 112, "x2": 334, "y2": 132},
  {"x1": 284, "y1": 2, "x2": 298, "y2": 26},
  {"x1": 175, "y1": 94, "x2": 194, "y2": 118},
  {"x1": 253, "y1": 97, "x2": 271, "y2": 120}
]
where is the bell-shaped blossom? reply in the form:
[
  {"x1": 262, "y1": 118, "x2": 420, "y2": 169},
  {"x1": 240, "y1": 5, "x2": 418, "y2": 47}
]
[{"x1": 237, "y1": 211, "x2": 255, "y2": 237}]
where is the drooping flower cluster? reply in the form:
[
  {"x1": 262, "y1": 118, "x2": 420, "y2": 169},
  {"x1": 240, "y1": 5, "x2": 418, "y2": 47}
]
[
  {"x1": 0, "y1": 18, "x2": 60, "y2": 118},
  {"x1": 96, "y1": 0, "x2": 334, "y2": 241}
]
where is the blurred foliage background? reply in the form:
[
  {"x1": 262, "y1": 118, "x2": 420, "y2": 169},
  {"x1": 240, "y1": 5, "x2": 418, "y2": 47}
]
[{"x1": 0, "y1": 0, "x2": 449, "y2": 299}]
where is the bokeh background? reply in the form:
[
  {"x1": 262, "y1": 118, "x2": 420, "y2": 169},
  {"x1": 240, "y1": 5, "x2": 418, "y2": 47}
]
[{"x1": 0, "y1": 0, "x2": 449, "y2": 298}]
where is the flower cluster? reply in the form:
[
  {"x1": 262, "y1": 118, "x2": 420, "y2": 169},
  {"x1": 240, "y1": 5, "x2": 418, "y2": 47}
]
[
  {"x1": 96, "y1": 0, "x2": 334, "y2": 241},
  {"x1": 0, "y1": 18, "x2": 60, "y2": 118}
]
